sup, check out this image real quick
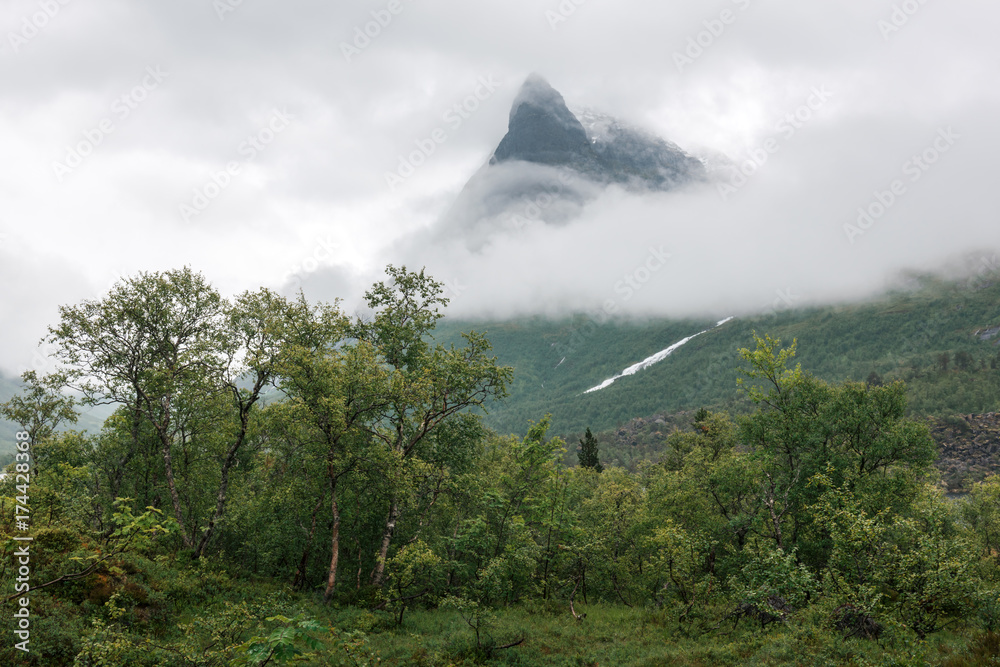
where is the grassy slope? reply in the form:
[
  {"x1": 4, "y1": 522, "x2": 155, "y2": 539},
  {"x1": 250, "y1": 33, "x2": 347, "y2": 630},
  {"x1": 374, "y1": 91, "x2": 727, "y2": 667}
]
[
  {"x1": 359, "y1": 603, "x2": 978, "y2": 666},
  {"x1": 434, "y1": 274, "x2": 1000, "y2": 438}
]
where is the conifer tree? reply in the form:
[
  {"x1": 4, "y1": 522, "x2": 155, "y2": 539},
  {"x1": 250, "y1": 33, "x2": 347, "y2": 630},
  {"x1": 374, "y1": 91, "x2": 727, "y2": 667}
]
[{"x1": 578, "y1": 427, "x2": 603, "y2": 473}]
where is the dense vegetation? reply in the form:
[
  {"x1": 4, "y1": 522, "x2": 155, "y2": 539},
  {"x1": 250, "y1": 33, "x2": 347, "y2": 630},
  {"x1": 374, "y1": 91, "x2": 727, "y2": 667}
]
[
  {"x1": 2, "y1": 266, "x2": 1000, "y2": 665},
  {"x1": 433, "y1": 271, "x2": 1000, "y2": 437}
]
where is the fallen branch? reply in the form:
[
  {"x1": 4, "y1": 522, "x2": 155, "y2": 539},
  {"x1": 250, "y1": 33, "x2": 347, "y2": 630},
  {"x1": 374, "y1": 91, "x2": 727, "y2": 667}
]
[{"x1": 493, "y1": 636, "x2": 526, "y2": 651}]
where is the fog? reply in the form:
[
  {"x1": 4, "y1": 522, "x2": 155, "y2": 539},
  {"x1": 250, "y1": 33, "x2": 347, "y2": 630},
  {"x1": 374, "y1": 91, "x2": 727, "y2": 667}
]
[
  {"x1": 305, "y1": 98, "x2": 999, "y2": 323},
  {"x1": 1, "y1": 0, "x2": 997, "y2": 374}
]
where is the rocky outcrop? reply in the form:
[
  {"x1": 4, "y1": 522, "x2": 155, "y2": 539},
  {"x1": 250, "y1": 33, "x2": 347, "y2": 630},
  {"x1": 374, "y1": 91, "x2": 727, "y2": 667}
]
[
  {"x1": 930, "y1": 413, "x2": 1000, "y2": 491},
  {"x1": 974, "y1": 326, "x2": 1000, "y2": 342},
  {"x1": 595, "y1": 409, "x2": 1000, "y2": 492},
  {"x1": 577, "y1": 109, "x2": 706, "y2": 189}
]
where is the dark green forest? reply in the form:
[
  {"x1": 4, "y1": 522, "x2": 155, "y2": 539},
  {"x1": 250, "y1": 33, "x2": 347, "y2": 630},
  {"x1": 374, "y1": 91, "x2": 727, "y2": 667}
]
[{"x1": 3, "y1": 266, "x2": 1000, "y2": 665}]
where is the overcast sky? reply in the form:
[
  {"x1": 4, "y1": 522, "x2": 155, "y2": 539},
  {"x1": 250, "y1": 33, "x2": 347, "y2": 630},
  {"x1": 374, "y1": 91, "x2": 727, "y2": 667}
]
[{"x1": 1, "y1": 0, "x2": 998, "y2": 375}]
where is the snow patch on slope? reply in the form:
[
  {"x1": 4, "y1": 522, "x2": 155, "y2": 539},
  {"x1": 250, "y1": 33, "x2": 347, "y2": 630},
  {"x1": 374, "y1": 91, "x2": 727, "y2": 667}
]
[{"x1": 583, "y1": 318, "x2": 734, "y2": 394}]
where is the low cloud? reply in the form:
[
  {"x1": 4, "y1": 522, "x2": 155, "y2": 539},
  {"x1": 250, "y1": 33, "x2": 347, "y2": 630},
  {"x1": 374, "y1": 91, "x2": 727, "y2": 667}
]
[
  {"x1": 1, "y1": 0, "x2": 997, "y2": 374},
  {"x1": 302, "y1": 86, "x2": 999, "y2": 327}
]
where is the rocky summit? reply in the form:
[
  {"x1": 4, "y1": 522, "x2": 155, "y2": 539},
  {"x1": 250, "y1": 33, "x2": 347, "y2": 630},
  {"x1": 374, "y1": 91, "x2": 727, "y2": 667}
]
[
  {"x1": 437, "y1": 74, "x2": 706, "y2": 248},
  {"x1": 489, "y1": 74, "x2": 704, "y2": 188},
  {"x1": 490, "y1": 74, "x2": 600, "y2": 170}
]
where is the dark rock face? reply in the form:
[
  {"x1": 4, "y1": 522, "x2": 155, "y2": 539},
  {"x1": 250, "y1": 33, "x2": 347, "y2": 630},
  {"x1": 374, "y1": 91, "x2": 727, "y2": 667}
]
[
  {"x1": 491, "y1": 74, "x2": 600, "y2": 171},
  {"x1": 488, "y1": 74, "x2": 705, "y2": 189},
  {"x1": 580, "y1": 110, "x2": 707, "y2": 189},
  {"x1": 435, "y1": 74, "x2": 707, "y2": 249}
]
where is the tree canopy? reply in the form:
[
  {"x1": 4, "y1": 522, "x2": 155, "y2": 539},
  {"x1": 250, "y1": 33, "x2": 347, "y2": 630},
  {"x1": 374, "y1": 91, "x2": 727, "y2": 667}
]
[{"x1": 1, "y1": 273, "x2": 998, "y2": 666}]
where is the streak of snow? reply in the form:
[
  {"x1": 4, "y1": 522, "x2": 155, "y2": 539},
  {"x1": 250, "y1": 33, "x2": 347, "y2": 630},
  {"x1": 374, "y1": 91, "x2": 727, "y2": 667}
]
[{"x1": 583, "y1": 318, "x2": 734, "y2": 394}]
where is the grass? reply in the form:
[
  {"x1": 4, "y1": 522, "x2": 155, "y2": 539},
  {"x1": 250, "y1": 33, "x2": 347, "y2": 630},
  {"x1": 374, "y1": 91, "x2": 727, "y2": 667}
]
[
  {"x1": 305, "y1": 600, "x2": 992, "y2": 666},
  {"x1": 6, "y1": 550, "x2": 994, "y2": 666}
]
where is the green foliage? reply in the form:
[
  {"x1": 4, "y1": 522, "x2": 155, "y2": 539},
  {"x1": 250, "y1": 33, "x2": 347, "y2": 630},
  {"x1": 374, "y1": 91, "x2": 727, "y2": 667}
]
[
  {"x1": 441, "y1": 595, "x2": 525, "y2": 661},
  {"x1": 450, "y1": 418, "x2": 563, "y2": 607},
  {"x1": 108, "y1": 498, "x2": 179, "y2": 549},
  {"x1": 731, "y1": 547, "x2": 817, "y2": 617},
  {"x1": 961, "y1": 475, "x2": 1000, "y2": 562},
  {"x1": 734, "y1": 334, "x2": 936, "y2": 566},
  {"x1": 378, "y1": 540, "x2": 445, "y2": 626},
  {"x1": 0, "y1": 370, "x2": 78, "y2": 447},
  {"x1": 8, "y1": 265, "x2": 1000, "y2": 665},
  {"x1": 892, "y1": 494, "x2": 981, "y2": 639},
  {"x1": 232, "y1": 614, "x2": 325, "y2": 665},
  {"x1": 45, "y1": 267, "x2": 307, "y2": 556},
  {"x1": 73, "y1": 594, "x2": 145, "y2": 667},
  {"x1": 577, "y1": 427, "x2": 602, "y2": 473},
  {"x1": 811, "y1": 471, "x2": 982, "y2": 639},
  {"x1": 644, "y1": 519, "x2": 716, "y2": 633}
]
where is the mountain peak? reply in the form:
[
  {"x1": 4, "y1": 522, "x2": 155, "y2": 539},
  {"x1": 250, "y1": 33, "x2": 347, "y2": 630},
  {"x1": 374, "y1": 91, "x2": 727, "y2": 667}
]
[
  {"x1": 491, "y1": 75, "x2": 596, "y2": 168},
  {"x1": 508, "y1": 73, "x2": 567, "y2": 121},
  {"x1": 437, "y1": 74, "x2": 707, "y2": 249}
]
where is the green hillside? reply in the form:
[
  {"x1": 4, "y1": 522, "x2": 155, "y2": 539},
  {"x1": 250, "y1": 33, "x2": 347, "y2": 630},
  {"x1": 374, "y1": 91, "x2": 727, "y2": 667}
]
[
  {"x1": 0, "y1": 372, "x2": 108, "y2": 455},
  {"x1": 4, "y1": 266, "x2": 1000, "y2": 666},
  {"x1": 435, "y1": 273, "x2": 1000, "y2": 437}
]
